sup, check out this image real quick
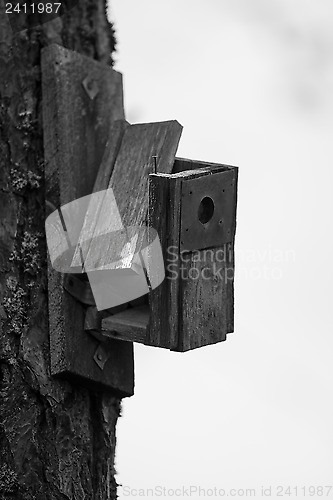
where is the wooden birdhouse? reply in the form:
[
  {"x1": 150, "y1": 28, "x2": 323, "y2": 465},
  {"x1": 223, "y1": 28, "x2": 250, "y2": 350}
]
[{"x1": 100, "y1": 159, "x2": 237, "y2": 352}]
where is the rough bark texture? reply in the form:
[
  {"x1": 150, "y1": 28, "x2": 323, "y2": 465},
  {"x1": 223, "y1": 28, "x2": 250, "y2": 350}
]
[{"x1": 0, "y1": 2, "x2": 122, "y2": 499}]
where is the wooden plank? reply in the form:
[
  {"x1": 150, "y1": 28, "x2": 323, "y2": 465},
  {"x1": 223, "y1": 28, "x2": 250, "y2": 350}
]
[
  {"x1": 174, "y1": 164, "x2": 238, "y2": 351},
  {"x1": 173, "y1": 157, "x2": 236, "y2": 174},
  {"x1": 82, "y1": 121, "x2": 183, "y2": 273},
  {"x1": 179, "y1": 244, "x2": 228, "y2": 350},
  {"x1": 180, "y1": 169, "x2": 237, "y2": 252},
  {"x1": 161, "y1": 163, "x2": 238, "y2": 351},
  {"x1": 43, "y1": 44, "x2": 125, "y2": 205},
  {"x1": 173, "y1": 161, "x2": 238, "y2": 342},
  {"x1": 112, "y1": 121, "x2": 183, "y2": 228},
  {"x1": 226, "y1": 241, "x2": 235, "y2": 333},
  {"x1": 97, "y1": 163, "x2": 238, "y2": 352},
  {"x1": 86, "y1": 160, "x2": 237, "y2": 351},
  {"x1": 146, "y1": 174, "x2": 182, "y2": 349},
  {"x1": 92, "y1": 119, "x2": 130, "y2": 193},
  {"x1": 71, "y1": 119, "x2": 130, "y2": 269},
  {"x1": 147, "y1": 167, "x2": 228, "y2": 350},
  {"x1": 102, "y1": 306, "x2": 149, "y2": 344},
  {"x1": 42, "y1": 44, "x2": 134, "y2": 396},
  {"x1": 226, "y1": 167, "x2": 238, "y2": 333}
]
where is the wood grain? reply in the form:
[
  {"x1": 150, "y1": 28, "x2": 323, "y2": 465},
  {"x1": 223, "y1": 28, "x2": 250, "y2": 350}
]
[
  {"x1": 173, "y1": 157, "x2": 236, "y2": 174},
  {"x1": 82, "y1": 121, "x2": 183, "y2": 272},
  {"x1": 178, "y1": 244, "x2": 228, "y2": 350},
  {"x1": 71, "y1": 119, "x2": 130, "y2": 269},
  {"x1": 145, "y1": 164, "x2": 237, "y2": 351},
  {"x1": 102, "y1": 306, "x2": 149, "y2": 344},
  {"x1": 42, "y1": 44, "x2": 134, "y2": 395},
  {"x1": 145, "y1": 174, "x2": 182, "y2": 349},
  {"x1": 0, "y1": 6, "x2": 124, "y2": 499},
  {"x1": 173, "y1": 160, "x2": 238, "y2": 351}
]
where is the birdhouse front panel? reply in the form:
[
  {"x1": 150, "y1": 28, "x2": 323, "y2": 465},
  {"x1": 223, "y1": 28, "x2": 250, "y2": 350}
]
[{"x1": 146, "y1": 159, "x2": 238, "y2": 351}]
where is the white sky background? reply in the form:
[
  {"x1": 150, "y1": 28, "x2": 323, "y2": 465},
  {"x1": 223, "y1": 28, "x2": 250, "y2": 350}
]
[{"x1": 108, "y1": 0, "x2": 333, "y2": 495}]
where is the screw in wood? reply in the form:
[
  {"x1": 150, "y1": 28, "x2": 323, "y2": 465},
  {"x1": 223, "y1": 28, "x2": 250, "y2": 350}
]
[{"x1": 152, "y1": 156, "x2": 158, "y2": 174}]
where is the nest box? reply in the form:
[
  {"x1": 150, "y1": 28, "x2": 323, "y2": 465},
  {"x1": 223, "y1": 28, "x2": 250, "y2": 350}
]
[{"x1": 42, "y1": 44, "x2": 238, "y2": 397}]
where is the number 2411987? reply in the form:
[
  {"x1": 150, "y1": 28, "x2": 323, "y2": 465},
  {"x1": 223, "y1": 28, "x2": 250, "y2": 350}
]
[{"x1": 6, "y1": 3, "x2": 62, "y2": 14}]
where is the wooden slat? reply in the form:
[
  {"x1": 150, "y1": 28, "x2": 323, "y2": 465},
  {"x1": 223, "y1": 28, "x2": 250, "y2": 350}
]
[
  {"x1": 42, "y1": 44, "x2": 134, "y2": 396},
  {"x1": 112, "y1": 121, "x2": 183, "y2": 228},
  {"x1": 98, "y1": 163, "x2": 238, "y2": 352},
  {"x1": 226, "y1": 167, "x2": 238, "y2": 333},
  {"x1": 173, "y1": 157, "x2": 235, "y2": 174},
  {"x1": 91, "y1": 161, "x2": 237, "y2": 351},
  {"x1": 43, "y1": 45, "x2": 125, "y2": 206},
  {"x1": 82, "y1": 121, "x2": 183, "y2": 272},
  {"x1": 71, "y1": 120, "x2": 130, "y2": 269},
  {"x1": 145, "y1": 174, "x2": 182, "y2": 349},
  {"x1": 147, "y1": 167, "x2": 231, "y2": 350},
  {"x1": 174, "y1": 163, "x2": 238, "y2": 351},
  {"x1": 226, "y1": 241, "x2": 235, "y2": 333},
  {"x1": 102, "y1": 306, "x2": 149, "y2": 344},
  {"x1": 179, "y1": 245, "x2": 228, "y2": 350}
]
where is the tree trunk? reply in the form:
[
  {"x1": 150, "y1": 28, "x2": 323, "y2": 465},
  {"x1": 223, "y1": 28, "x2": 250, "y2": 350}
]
[{"x1": 0, "y1": 3, "x2": 122, "y2": 499}]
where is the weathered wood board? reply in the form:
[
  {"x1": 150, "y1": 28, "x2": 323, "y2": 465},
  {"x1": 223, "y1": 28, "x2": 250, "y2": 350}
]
[
  {"x1": 78, "y1": 120, "x2": 183, "y2": 274},
  {"x1": 102, "y1": 160, "x2": 238, "y2": 351},
  {"x1": 173, "y1": 158, "x2": 237, "y2": 337},
  {"x1": 42, "y1": 44, "x2": 134, "y2": 395},
  {"x1": 145, "y1": 173, "x2": 183, "y2": 349},
  {"x1": 102, "y1": 305, "x2": 149, "y2": 344},
  {"x1": 148, "y1": 163, "x2": 237, "y2": 351},
  {"x1": 70, "y1": 119, "x2": 130, "y2": 271}
]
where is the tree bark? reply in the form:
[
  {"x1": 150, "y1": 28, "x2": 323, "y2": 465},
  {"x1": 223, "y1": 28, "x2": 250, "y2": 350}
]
[{"x1": 0, "y1": 2, "x2": 121, "y2": 499}]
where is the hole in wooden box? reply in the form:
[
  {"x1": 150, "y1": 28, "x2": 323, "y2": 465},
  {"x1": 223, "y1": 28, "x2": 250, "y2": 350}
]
[{"x1": 198, "y1": 196, "x2": 215, "y2": 224}]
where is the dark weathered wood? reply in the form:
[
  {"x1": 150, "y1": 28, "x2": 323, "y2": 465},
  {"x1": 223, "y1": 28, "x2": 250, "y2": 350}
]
[
  {"x1": 224, "y1": 162, "x2": 238, "y2": 334},
  {"x1": 180, "y1": 169, "x2": 237, "y2": 252},
  {"x1": 148, "y1": 163, "x2": 238, "y2": 351},
  {"x1": 226, "y1": 241, "x2": 235, "y2": 333},
  {"x1": 42, "y1": 44, "x2": 134, "y2": 395},
  {"x1": 84, "y1": 304, "x2": 130, "y2": 343},
  {"x1": 173, "y1": 160, "x2": 238, "y2": 351},
  {"x1": 43, "y1": 44, "x2": 125, "y2": 205},
  {"x1": 178, "y1": 244, "x2": 228, "y2": 350},
  {"x1": 146, "y1": 174, "x2": 182, "y2": 349},
  {"x1": 82, "y1": 121, "x2": 183, "y2": 273},
  {"x1": 173, "y1": 159, "x2": 238, "y2": 335},
  {"x1": 112, "y1": 121, "x2": 183, "y2": 229},
  {"x1": 102, "y1": 306, "x2": 149, "y2": 343},
  {"x1": 173, "y1": 166, "x2": 238, "y2": 350},
  {"x1": 102, "y1": 161, "x2": 238, "y2": 351},
  {"x1": 92, "y1": 119, "x2": 131, "y2": 193},
  {"x1": 173, "y1": 157, "x2": 235, "y2": 174},
  {"x1": 71, "y1": 119, "x2": 130, "y2": 269}
]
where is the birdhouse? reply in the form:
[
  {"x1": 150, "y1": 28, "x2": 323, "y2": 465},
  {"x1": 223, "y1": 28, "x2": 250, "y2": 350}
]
[
  {"x1": 42, "y1": 44, "x2": 238, "y2": 396},
  {"x1": 99, "y1": 158, "x2": 237, "y2": 351}
]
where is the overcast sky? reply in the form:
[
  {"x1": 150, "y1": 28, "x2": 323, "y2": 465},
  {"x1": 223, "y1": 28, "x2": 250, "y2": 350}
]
[{"x1": 108, "y1": 1, "x2": 333, "y2": 497}]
